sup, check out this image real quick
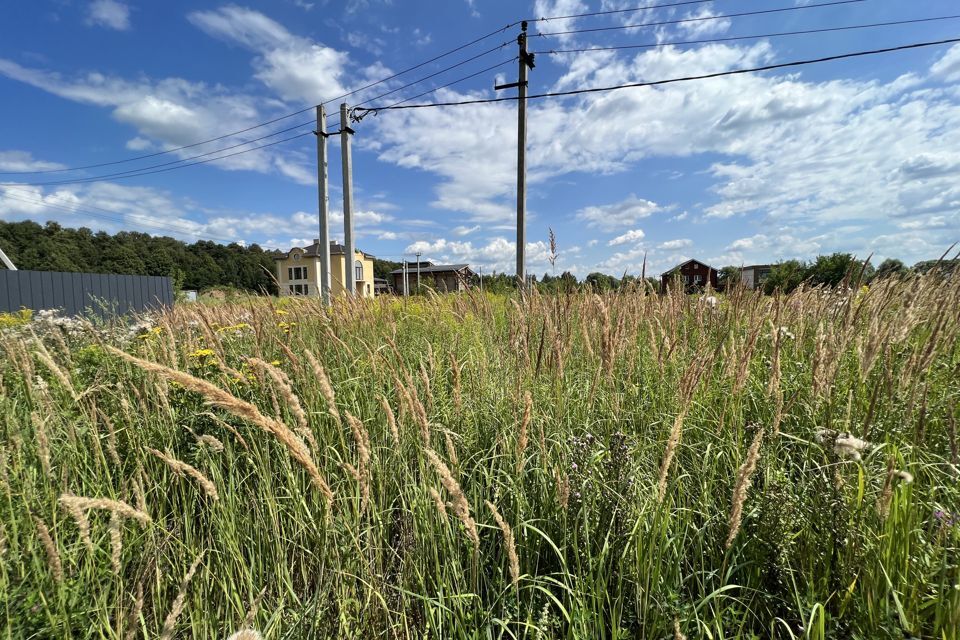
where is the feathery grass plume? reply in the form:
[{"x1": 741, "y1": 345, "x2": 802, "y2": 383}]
[
  {"x1": 304, "y1": 349, "x2": 340, "y2": 422},
  {"x1": 125, "y1": 581, "x2": 145, "y2": 640},
  {"x1": 227, "y1": 631, "x2": 264, "y2": 640},
  {"x1": 200, "y1": 412, "x2": 249, "y2": 451},
  {"x1": 243, "y1": 585, "x2": 267, "y2": 629},
  {"x1": 249, "y1": 357, "x2": 316, "y2": 450},
  {"x1": 34, "y1": 345, "x2": 78, "y2": 401},
  {"x1": 419, "y1": 361, "x2": 434, "y2": 413},
  {"x1": 148, "y1": 448, "x2": 219, "y2": 501},
  {"x1": 424, "y1": 447, "x2": 479, "y2": 550},
  {"x1": 31, "y1": 411, "x2": 52, "y2": 478},
  {"x1": 345, "y1": 412, "x2": 371, "y2": 512},
  {"x1": 132, "y1": 471, "x2": 148, "y2": 516},
  {"x1": 725, "y1": 427, "x2": 765, "y2": 548},
  {"x1": 517, "y1": 391, "x2": 532, "y2": 473},
  {"x1": 97, "y1": 408, "x2": 121, "y2": 466},
  {"x1": 379, "y1": 395, "x2": 400, "y2": 446},
  {"x1": 657, "y1": 410, "x2": 688, "y2": 503},
  {"x1": 674, "y1": 619, "x2": 687, "y2": 640},
  {"x1": 485, "y1": 500, "x2": 520, "y2": 586},
  {"x1": 58, "y1": 494, "x2": 151, "y2": 526},
  {"x1": 109, "y1": 510, "x2": 122, "y2": 574},
  {"x1": 449, "y1": 351, "x2": 462, "y2": 412},
  {"x1": 443, "y1": 430, "x2": 459, "y2": 468},
  {"x1": 194, "y1": 431, "x2": 225, "y2": 453},
  {"x1": 33, "y1": 516, "x2": 63, "y2": 584},
  {"x1": 58, "y1": 494, "x2": 94, "y2": 553},
  {"x1": 428, "y1": 487, "x2": 447, "y2": 516},
  {"x1": 106, "y1": 347, "x2": 333, "y2": 506},
  {"x1": 159, "y1": 552, "x2": 204, "y2": 640}
]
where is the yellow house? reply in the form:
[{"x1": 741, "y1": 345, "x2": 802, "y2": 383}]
[{"x1": 275, "y1": 240, "x2": 376, "y2": 298}]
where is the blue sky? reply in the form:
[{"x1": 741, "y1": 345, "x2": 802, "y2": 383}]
[{"x1": 2, "y1": 0, "x2": 959, "y2": 277}]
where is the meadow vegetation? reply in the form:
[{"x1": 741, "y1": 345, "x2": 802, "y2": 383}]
[{"x1": 0, "y1": 277, "x2": 958, "y2": 638}]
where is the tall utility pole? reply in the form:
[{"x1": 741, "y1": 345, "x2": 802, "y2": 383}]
[
  {"x1": 340, "y1": 103, "x2": 357, "y2": 295},
  {"x1": 495, "y1": 21, "x2": 534, "y2": 289},
  {"x1": 402, "y1": 260, "x2": 408, "y2": 297},
  {"x1": 0, "y1": 244, "x2": 16, "y2": 270},
  {"x1": 415, "y1": 251, "x2": 421, "y2": 292},
  {"x1": 314, "y1": 104, "x2": 331, "y2": 305}
]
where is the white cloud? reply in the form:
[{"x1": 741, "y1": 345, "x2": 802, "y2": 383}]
[
  {"x1": 0, "y1": 150, "x2": 65, "y2": 172},
  {"x1": 86, "y1": 0, "x2": 130, "y2": 31},
  {"x1": 402, "y1": 236, "x2": 553, "y2": 272},
  {"x1": 659, "y1": 238, "x2": 692, "y2": 250},
  {"x1": 676, "y1": 8, "x2": 731, "y2": 37},
  {"x1": 576, "y1": 195, "x2": 660, "y2": 231},
  {"x1": 608, "y1": 228, "x2": 645, "y2": 246},
  {"x1": 452, "y1": 224, "x2": 480, "y2": 236},
  {"x1": 931, "y1": 44, "x2": 960, "y2": 83},
  {"x1": 125, "y1": 137, "x2": 152, "y2": 151}
]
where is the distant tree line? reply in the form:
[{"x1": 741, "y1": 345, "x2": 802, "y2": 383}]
[
  {"x1": 719, "y1": 253, "x2": 958, "y2": 295},
  {"x1": 0, "y1": 220, "x2": 278, "y2": 293}
]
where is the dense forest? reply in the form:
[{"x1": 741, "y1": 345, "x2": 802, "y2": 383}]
[{"x1": 1, "y1": 220, "x2": 954, "y2": 295}]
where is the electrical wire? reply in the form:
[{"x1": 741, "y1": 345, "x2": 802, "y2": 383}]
[
  {"x1": 2, "y1": 131, "x2": 315, "y2": 187},
  {"x1": 0, "y1": 191, "x2": 242, "y2": 243},
  {"x1": 0, "y1": 23, "x2": 522, "y2": 176},
  {"x1": 533, "y1": 0, "x2": 870, "y2": 38},
  {"x1": 532, "y1": 14, "x2": 960, "y2": 55},
  {"x1": 354, "y1": 37, "x2": 960, "y2": 113},
  {"x1": 353, "y1": 57, "x2": 519, "y2": 120},
  {"x1": 528, "y1": 0, "x2": 739, "y2": 22}
]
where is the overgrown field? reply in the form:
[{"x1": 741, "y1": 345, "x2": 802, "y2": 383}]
[{"x1": 1, "y1": 279, "x2": 958, "y2": 639}]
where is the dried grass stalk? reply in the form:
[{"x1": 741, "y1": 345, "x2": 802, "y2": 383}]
[
  {"x1": 57, "y1": 495, "x2": 94, "y2": 552},
  {"x1": 725, "y1": 427, "x2": 765, "y2": 548},
  {"x1": 147, "y1": 448, "x2": 219, "y2": 501},
  {"x1": 428, "y1": 487, "x2": 447, "y2": 516},
  {"x1": 657, "y1": 410, "x2": 688, "y2": 502},
  {"x1": 34, "y1": 347, "x2": 78, "y2": 401},
  {"x1": 159, "y1": 552, "x2": 204, "y2": 640},
  {"x1": 109, "y1": 510, "x2": 122, "y2": 574},
  {"x1": 31, "y1": 412, "x2": 52, "y2": 478},
  {"x1": 516, "y1": 391, "x2": 532, "y2": 473},
  {"x1": 34, "y1": 516, "x2": 63, "y2": 584},
  {"x1": 304, "y1": 350, "x2": 340, "y2": 422},
  {"x1": 106, "y1": 347, "x2": 333, "y2": 507},
  {"x1": 485, "y1": 500, "x2": 520, "y2": 586},
  {"x1": 424, "y1": 448, "x2": 479, "y2": 550},
  {"x1": 345, "y1": 412, "x2": 371, "y2": 512},
  {"x1": 58, "y1": 493, "x2": 151, "y2": 526},
  {"x1": 249, "y1": 357, "x2": 316, "y2": 450},
  {"x1": 379, "y1": 395, "x2": 399, "y2": 446}
]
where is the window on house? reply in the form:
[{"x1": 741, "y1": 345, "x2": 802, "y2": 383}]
[
  {"x1": 288, "y1": 266, "x2": 307, "y2": 280},
  {"x1": 289, "y1": 284, "x2": 308, "y2": 295},
  {"x1": 288, "y1": 267, "x2": 293, "y2": 281},
  {"x1": 694, "y1": 274, "x2": 703, "y2": 284},
  {"x1": 685, "y1": 275, "x2": 692, "y2": 284},
  {"x1": 355, "y1": 260, "x2": 363, "y2": 281}
]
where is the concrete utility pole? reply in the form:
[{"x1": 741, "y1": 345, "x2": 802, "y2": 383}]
[
  {"x1": 340, "y1": 103, "x2": 357, "y2": 295},
  {"x1": 402, "y1": 260, "x2": 408, "y2": 297},
  {"x1": 0, "y1": 244, "x2": 16, "y2": 270},
  {"x1": 496, "y1": 22, "x2": 534, "y2": 289},
  {"x1": 314, "y1": 104, "x2": 331, "y2": 305},
  {"x1": 415, "y1": 251, "x2": 421, "y2": 292}
]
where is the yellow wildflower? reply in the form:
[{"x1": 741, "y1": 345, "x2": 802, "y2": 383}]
[{"x1": 189, "y1": 348, "x2": 216, "y2": 358}]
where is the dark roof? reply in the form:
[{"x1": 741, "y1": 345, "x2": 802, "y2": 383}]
[
  {"x1": 742, "y1": 264, "x2": 771, "y2": 270},
  {"x1": 662, "y1": 259, "x2": 717, "y2": 275},
  {"x1": 275, "y1": 240, "x2": 375, "y2": 260},
  {"x1": 389, "y1": 264, "x2": 473, "y2": 275}
]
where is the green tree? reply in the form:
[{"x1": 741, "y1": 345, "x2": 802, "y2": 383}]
[
  {"x1": 763, "y1": 260, "x2": 808, "y2": 294},
  {"x1": 873, "y1": 258, "x2": 906, "y2": 281},
  {"x1": 806, "y1": 253, "x2": 874, "y2": 288},
  {"x1": 717, "y1": 266, "x2": 742, "y2": 291}
]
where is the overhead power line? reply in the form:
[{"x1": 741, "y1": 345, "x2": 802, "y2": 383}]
[
  {"x1": 528, "y1": 0, "x2": 738, "y2": 22},
  {"x1": 0, "y1": 23, "x2": 522, "y2": 176},
  {"x1": 533, "y1": 0, "x2": 870, "y2": 38},
  {"x1": 2, "y1": 131, "x2": 315, "y2": 187},
  {"x1": 533, "y1": 14, "x2": 960, "y2": 55},
  {"x1": 354, "y1": 37, "x2": 960, "y2": 113}
]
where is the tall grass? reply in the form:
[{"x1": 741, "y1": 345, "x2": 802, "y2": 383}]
[{"x1": 0, "y1": 276, "x2": 958, "y2": 638}]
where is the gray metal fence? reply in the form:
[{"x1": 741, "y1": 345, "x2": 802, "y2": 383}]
[{"x1": 0, "y1": 270, "x2": 173, "y2": 318}]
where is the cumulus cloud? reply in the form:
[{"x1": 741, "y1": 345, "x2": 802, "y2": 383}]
[
  {"x1": 608, "y1": 229, "x2": 645, "y2": 246},
  {"x1": 659, "y1": 238, "x2": 692, "y2": 250},
  {"x1": 86, "y1": 0, "x2": 130, "y2": 31},
  {"x1": 576, "y1": 196, "x2": 660, "y2": 231},
  {"x1": 0, "y1": 150, "x2": 65, "y2": 172}
]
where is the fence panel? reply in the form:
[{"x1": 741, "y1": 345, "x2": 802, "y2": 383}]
[{"x1": 0, "y1": 270, "x2": 173, "y2": 318}]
